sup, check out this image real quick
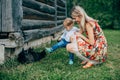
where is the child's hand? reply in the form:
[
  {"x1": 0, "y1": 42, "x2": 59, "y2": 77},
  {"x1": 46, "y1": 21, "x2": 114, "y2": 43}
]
[
  {"x1": 70, "y1": 36, "x2": 75, "y2": 43},
  {"x1": 57, "y1": 38, "x2": 61, "y2": 42}
]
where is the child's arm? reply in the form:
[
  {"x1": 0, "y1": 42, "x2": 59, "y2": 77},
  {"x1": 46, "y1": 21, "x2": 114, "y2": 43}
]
[
  {"x1": 57, "y1": 37, "x2": 62, "y2": 42},
  {"x1": 57, "y1": 30, "x2": 65, "y2": 42},
  {"x1": 70, "y1": 36, "x2": 74, "y2": 42}
]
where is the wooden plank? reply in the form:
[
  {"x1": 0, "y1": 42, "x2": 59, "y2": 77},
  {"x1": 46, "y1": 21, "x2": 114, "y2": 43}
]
[
  {"x1": 22, "y1": 19, "x2": 55, "y2": 30},
  {"x1": 57, "y1": 0, "x2": 65, "y2": 7},
  {"x1": 57, "y1": 11, "x2": 65, "y2": 16},
  {"x1": 57, "y1": 20, "x2": 64, "y2": 25},
  {"x1": 54, "y1": 0, "x2": 57, "y2": 27},
  {"x1": 65, "y1": 0, "x2": 67, "y2": 17},
  {"x1": 23, "y1": 24, "x2": 64, "y2": 42},
  {"x1": 22, "y1": 0, "x2": 55, "y2": 14},
  {"x1": 1, "y1": 0, "x2": 13, "y2": 32},
  {"x1": 12, "y1": 0, "x2": 23, "y2": 31},
  {"x1": 57, "y1": 5, "x2": 65, "y2": 11},
  {"x1": 57, "y1": 16, "x2": 66, "y2": 20},
  {"x1": 35, "y1": 0, "x2": 54, "y2": 6},
  {"x1": 23, "y1": 6, "x2": 54, "y2": 20},
  {"x1": 0, "y1": 0, "x2": 1, "y2": 31}
]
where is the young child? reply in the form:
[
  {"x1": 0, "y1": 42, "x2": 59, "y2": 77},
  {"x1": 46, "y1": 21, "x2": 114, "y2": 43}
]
[{"x1": 45, "y1": 18, "x2": 79, "y2": 65}]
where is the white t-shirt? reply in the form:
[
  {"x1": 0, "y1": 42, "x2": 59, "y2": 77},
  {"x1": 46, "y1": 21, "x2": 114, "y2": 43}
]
[{"x1": 61, "y1": 27, "x2": 79, "y2": 42}]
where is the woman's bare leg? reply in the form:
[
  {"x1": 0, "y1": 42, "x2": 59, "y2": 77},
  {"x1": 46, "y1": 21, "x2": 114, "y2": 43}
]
[{"x1": 66, "y1": 43, "x2": 101, "y2": 65}]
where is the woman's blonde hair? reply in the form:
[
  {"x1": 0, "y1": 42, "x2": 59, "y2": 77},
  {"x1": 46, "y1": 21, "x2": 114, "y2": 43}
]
[{"x1": 71, "y1": 6, "x2": 98, "y2": 31}]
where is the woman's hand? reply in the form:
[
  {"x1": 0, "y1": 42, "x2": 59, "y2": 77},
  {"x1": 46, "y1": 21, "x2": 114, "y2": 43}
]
[{"x1": 75, "y1": 27, "x2": 95, "y2": 45}]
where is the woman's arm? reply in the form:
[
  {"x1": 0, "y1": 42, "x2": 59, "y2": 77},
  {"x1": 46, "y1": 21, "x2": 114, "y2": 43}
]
[
  {"x1": 76, "y1": 23, "x2": 95, "y2": 45},
  {"x1": 85, "y1": 23, "x2": 95, "y2": 45}
]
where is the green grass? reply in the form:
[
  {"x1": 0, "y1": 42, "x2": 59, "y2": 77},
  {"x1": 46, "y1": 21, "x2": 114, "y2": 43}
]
[{"x1": 0, "y1": 30, "x2": 120, "y2": 80}]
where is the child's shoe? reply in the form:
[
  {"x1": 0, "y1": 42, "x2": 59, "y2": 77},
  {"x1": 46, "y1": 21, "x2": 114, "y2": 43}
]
[
  {"x1": 69, "y1": 59, "x2": 73, "y2": 65},
  {"x1": 45, "y1": 48, "x2": 53, "y2": 53}
]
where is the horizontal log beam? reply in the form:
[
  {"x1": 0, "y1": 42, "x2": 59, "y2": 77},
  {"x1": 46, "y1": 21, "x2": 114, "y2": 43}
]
[
  {"x1": 22, "y1": 0, "x2": 55, "y2": 14},
  {"x1": 57, "y1": 16, "x2": 66, "y2": 20},
  {"x1": 57, "y1": 5, "x2": 65, "y2": 11},
  {"x1": 22, "y1": 19, "x2": 55, "y2": 30},
  {"x1": 0, "y1": 1, "x2": 2, "y2": 32},
  {"x1": 57, "y1": 0, "x2": 66, "y2": 7},
  {"x1": 35, "y1": 0, "x2": 54, "y2": 6},
  {"x1": 57, "y1": 20, "x2": 64, "y2": 25},
  {"x1": 23, "y1": 7, "x2": 55, "y2": 20},
  {"x1": 23, "y1": 24, "x2": 64, "y2": 42},
  {"x1": 57, "y1": 11, "x2": 65, "y2": 16}
]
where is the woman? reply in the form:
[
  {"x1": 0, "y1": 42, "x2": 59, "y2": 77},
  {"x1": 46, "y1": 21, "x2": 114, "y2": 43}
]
[{"x1": 66, "y1": 6, "x2": 107, "y2": 68}]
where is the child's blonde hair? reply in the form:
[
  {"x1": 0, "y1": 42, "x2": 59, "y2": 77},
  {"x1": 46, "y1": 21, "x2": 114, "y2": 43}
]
[{"x1": 63, "y1": 18, "x2": 74, "y2": 27}]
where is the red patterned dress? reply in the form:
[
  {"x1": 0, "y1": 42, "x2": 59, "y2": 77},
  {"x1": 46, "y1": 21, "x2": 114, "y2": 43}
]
[{"x1": 76, "y1": 22, "x2": 107, "y2": 63}]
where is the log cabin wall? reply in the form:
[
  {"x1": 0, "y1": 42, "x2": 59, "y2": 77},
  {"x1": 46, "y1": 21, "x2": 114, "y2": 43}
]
[
  {"x1": 22, "y1": 0, "x2": 67, "y2": 42},
  {"x1": 0, "y1": 0, "x2": 67, "y2": 63},
  {"x1": 0, "y1": 0, "x2": 67, "y2": 43}
]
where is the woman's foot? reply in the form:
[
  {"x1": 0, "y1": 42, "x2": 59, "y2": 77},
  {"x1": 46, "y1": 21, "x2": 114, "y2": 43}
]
[
  {"x1": 81, "y1": 61, "x2": 87, "y2": 65},
  {"x1": 83, "y1": 62, "x2": 93, "y2": 69}
]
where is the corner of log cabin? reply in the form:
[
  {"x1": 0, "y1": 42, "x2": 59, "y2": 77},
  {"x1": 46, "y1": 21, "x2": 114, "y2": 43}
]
[{"x1": 0, "y1": 0, "x2": 67, "y2": 62}]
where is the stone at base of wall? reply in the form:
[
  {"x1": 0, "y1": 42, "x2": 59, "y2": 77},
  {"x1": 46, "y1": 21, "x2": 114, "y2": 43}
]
[
  {"x1": 24, "y1": 36, "x2": 53, "y2": 50},
  {"x1": 0, "y1": 45, "x2": 5, "y2": 64},
  {"x1": 0, "y1": 31, "x2": 63, "y2": 64}
]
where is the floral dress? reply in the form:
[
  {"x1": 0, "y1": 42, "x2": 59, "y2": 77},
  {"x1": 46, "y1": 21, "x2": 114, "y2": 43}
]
[{"x1": 76, "y1": 22, "x2": 107, "y2": 63}]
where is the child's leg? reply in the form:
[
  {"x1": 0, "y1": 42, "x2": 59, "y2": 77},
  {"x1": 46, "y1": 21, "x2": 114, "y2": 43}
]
[
  {"x1": 46, "y1": 39, "x2": 66, "y2": 53},
  {"x1": 51, "y1": 39, "x2": 66, "y2": 51},
  {"x1": 69, "y1": 53, "x2": 74, "y2": 61},
  {"x1": 69, "y1": 52, "x2": 74, "y2": 65}
]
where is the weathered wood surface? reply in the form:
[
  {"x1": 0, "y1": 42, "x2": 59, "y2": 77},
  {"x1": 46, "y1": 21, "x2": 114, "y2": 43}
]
[
  {"x1": 12, "y1": 0, "x2": 23, "y2": 31},
  {"x1": 22, "y1": 0, "x2": 55, "y2": 14},
  {"x1": 0, "y1": 0, "x2": 67, "y2": 42},
  {"x1": 22, "y1": 19, "x2": 55, "y2": 30},
  {"x1": 0, "y1": 45, "x2": 5, "y2": 64},
  {"x1": 1, "y1": 0, "x2": 13, "y2": 32},
  {"x1": 0, "y1": 0, "x2": 67, "y2": 63},
  {"x1": 24, "y1": 24, "x2": 64, "y2": 42},
  {"x1": 35, "y1": 0, "x2": 54, "y2": 6},
  {"x1": 57, "y1": 11, "x2": 65, "y2": 16},
  {"x1": 0, "y1": 0, "x2": 1, "y2": 31},
  {"x1": 57, "y1": 16, "x2": 66, "y2": 20},
  {"x1": 57, "y1": 5, "x2": 65, "y2": 11},
  {"x1": 54, "y1": 0, "x2": 57, "y2": 27},
  {"x1": 57, "y1": 20, "x2": 64, "y2": 25},
  {"x1": 57, "y1": 0, "x2": 65, "y2": 7},
  {"x1": 23, "y1": 6, "x2": 55, "y2": 20},
  {"x1": 0, "y1": 0, "x2": 22, "y2": 32}
]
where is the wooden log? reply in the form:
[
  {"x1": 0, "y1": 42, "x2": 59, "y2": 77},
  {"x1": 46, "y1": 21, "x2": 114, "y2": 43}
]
[
  {"x1": 57, "y1": 0, "x2": 65, "y2": 7},
  {"x1": 57, "y1": 11, "x2": 65, "y2": 16},
  {"x1": 57, "y1": 16, "x2": 66, "y2": 20},
  {"x1": 23, "y1": 6, "x2": 55, "y2": 20},
  {"x1": 22, "y1": 0, "x2": 55, "y2": 14},
  {"x1": 1, "y1": 0, "x2": 13, "y2": 32},
  {"x1": 1, "y1": 0, "x2": 22, "y2": 32},
  {"x1": 57, "y1": 5, "x2": 65, "y2": 11},
  {"x1": 35, "y1": 0, "x2": 54, "y2": 6},
  {"x1": 57, "y1": 20, "x2": 64, "y2": 25},
  {"x1": 54, "y1": 0, "x2": 57, "y2": 27},
  {"x1": 22, "y1": 19, "x2": 55, "y2": 30},
  {"x1": 12, "y1": 0, "x2": 23, "y2": 31},
  {"x1": 23, "y1": 24, "x2": 64, "y2": 42},
  {"x1": 0, "y1": 0, "x2": 1, "y2": 31},
  {"x1": 64, "y1": 0, "x2": 67, "y2": 17}
]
